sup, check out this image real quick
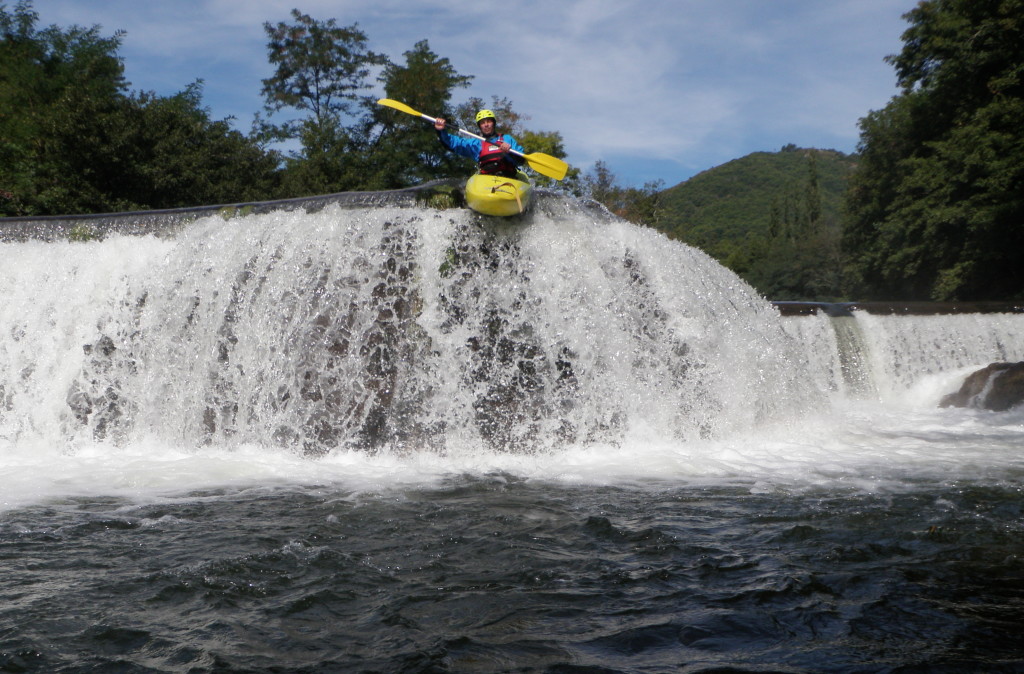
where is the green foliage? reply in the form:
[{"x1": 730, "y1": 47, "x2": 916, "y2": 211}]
[
  {"x1": 111, "y1": 86, "x2": 282, "y2": 209},
  {"x1": 260, "y1": 10, "x2": 386, "y2": 196},
  {"x1": 653, "y1": 148, "x2": 855, "y2": 299},
  {"x1": 581, "y1": 161, "x2": 664, "y2": 227},
  {"x1": 365, "y1": 40, "x2": 474, "y2": 189},
  {"x1": 844, "y1": 0, "x2": 1024, "y2": 301},
  {"x1": 658, "y1": 149, "x2": 853, "y2": 249},
  {"x1": 261, "y1": 10, "x2": 382, "y2": 127},
  {"x1": 745, "y1": 225, "x2": 846, "y2": 301},
  {"x1": 1, "y1": 1, "x2": 280, "y2": 215},
  {"x1": 1, "y1": 0, "x2": 125, "y2": 214}
]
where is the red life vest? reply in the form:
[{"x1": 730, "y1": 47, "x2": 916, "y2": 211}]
[{"x1": 478, "y1": 137, "x2": 517, "y2": 177}]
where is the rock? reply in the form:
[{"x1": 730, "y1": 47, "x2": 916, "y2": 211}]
[{"x1": 940, "y1": 362, "x2": 1024, "y2": 411}]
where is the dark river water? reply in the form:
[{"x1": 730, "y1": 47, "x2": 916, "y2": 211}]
[{"x1": 3, "y1": 473, "x2": 1023, "y2": 673}]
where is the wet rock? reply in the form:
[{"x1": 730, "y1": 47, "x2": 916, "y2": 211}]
[{"x1": 940, "y1": 362, "x2": 1024, "y2": 411}]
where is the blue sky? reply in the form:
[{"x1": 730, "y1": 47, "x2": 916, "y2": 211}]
[{"x1": 37, "y1": 0, "x2": 912, "y2": 188}]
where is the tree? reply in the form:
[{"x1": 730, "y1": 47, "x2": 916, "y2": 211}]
[
  {"x1": 843, "y1": 0, "x2": 1024, "y2": 300},
  {"x1": 261, "y1": 10, "x2": 382, "y2": 133},
  {"x1": 1, "y1": 0, "x2": 127, "y2": 214},
  {"x1": 518, "y1": 128, "x2": 579, "y2": 190},
  {"x1": 749, "y1": 151, "x2": 843, "y2": 299},
  {"x1": 107, "y1": 85, "x2": 282, "y2": 209},
  {"x1": 261, "y1": 10, "x2": 384, "y2": 195},
  {"x1": 582, "y1": 160, "x2": 663, "y2": 227},
  {"x1": 1, "y1": 1, "x2": 280, "y2": 215},
  {"x1": 260, "y1": 17, "x2": 573, "y2": 192},
  {"x1": 365, "y1": 39, "x2": 473, "y2": 188}
]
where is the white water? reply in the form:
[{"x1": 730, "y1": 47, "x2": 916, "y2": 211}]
[{"x1": 2, "y1": 198, "x2": 1023, "y2": 511}]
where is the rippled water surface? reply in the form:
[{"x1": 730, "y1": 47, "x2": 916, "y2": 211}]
[{"x1": 3, "y1": 466, "x2": 1024, "y2": 673}]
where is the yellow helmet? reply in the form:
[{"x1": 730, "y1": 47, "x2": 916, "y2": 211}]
[{"x1": 475, "y1": 109, "x2": 496, "y2": 124}]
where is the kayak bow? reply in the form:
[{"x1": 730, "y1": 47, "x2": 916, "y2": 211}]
[{"x1": 464, "y1": 171, "x2": 533, "y2": 217}]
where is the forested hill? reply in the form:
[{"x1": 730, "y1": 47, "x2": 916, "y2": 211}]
[
  {"x1": 651, "y1": 147, "x2": 858, "y2": 301},
  {"x1": 655, "y1": 146, "x2": 855, "y2": 252}
]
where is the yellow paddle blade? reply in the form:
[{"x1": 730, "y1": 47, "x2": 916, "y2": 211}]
[
  {"x1": 524, "y1": 152, "x2": 569, "y2": 181},
  {"x1": 377, "y1": 98, "x2": 424, "y2": 119}
]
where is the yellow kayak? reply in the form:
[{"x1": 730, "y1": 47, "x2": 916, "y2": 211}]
[{"x1": 464, "y1": 171, "x2": 533, "y2": 216}]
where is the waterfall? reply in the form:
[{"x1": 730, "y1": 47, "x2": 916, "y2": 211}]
[
  {"x1": 2, "y1": 193, "x2": 1023, "y2": 457},
  {"x1": 781, "y1": 310, "x2": 1024, "y2": 402},
  {"x1": 1, "y1": 195, "x2": 820, "y2": 454}
]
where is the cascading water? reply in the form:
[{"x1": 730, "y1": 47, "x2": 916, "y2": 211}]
[
  {"x1": 781, "y1": 309, "x2": 1024, "y2": 400},
  {"x1": 3, "y1": 193, "x2": 1024, "y2": 672},
  {"x1": 1, "y1": 194, "x2": 821, "y2": 457}
]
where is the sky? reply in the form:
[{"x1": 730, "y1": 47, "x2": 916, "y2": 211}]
[{"x1": 36, "y1": 0, "x2": 913, "y2": 188}]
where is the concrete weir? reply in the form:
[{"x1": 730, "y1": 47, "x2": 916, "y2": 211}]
[
  {"x1": 4, "y1": 192, "x2": 1020, "y2": 319},
  {"x1": 0, "y1": 181, "x2": 461, "y2": 243},
  {"x1": 773, "y1": 301, "x2": 1024, "y2": 316}
]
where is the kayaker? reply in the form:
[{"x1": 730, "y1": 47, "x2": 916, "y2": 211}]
[{"x1": 434, "y1": 109, "x2": 525, "y2": 178}]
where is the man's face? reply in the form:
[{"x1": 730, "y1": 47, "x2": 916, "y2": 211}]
[{"x1": 478, "y1": 118, "x2": 495, "y2": 135}]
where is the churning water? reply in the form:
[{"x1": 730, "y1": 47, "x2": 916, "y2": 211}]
[{"x1": 2, "y1": 194, "x2": 1023, "y2": 672}]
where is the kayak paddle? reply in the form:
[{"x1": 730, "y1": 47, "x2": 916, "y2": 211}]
[{"x1": 377, "y1": 98, "x2": 569, "y2": 181}]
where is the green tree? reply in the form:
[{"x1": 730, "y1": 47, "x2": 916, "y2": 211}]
[
  {"x1": 1, "y1": 1, "x2": 279, "y2": 215},
  {"x1": 583, "y1": 160, "x2": 617, "y2": 205},
  {"x1": 1, "y1": 0, "x2": 126, "y2": 214},
  {"x1": 520, "y1": 128, "x2": 579, "y2": 189},
  {"x1": 843, "y1": 0, "x2": 1024, "y2": 300},
  {"x1": 261, "y1": 10, "x2": 384, "y2": 194},
  {"x1": 650, "y1": 147, "x2": 848, "y2": 300},
  {"x1": 261, "y1": 10, "x2": 382, "y2": 134},
  {"x1": 365, "y1": 39, "x2": 473, "y2": 188},
  {"x1": 109, "y1": 85, "x2": 281, "y2": 209},
  {"x1": 38, "y1": 83, "x2": 282, "y2": 213},
  {"x1": 804, "y1": 151, "x2": 822, "y2": 227},
  {"x1": 747, "y1": 151, "x2": 844, "y2": 299},
  {"x1": 747, "y1": 225, "x2": 845, "y2": 301},
  {"x1": 582, "y1": 160, "x2": 664, "y2": 227},
  {"x1": 264, "y1": 11, "x2": 579, "y2": 194}
]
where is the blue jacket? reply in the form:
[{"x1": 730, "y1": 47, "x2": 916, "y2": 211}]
[{"x1": 438, "y1": 130, "x2": 525, "y2": 169}]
